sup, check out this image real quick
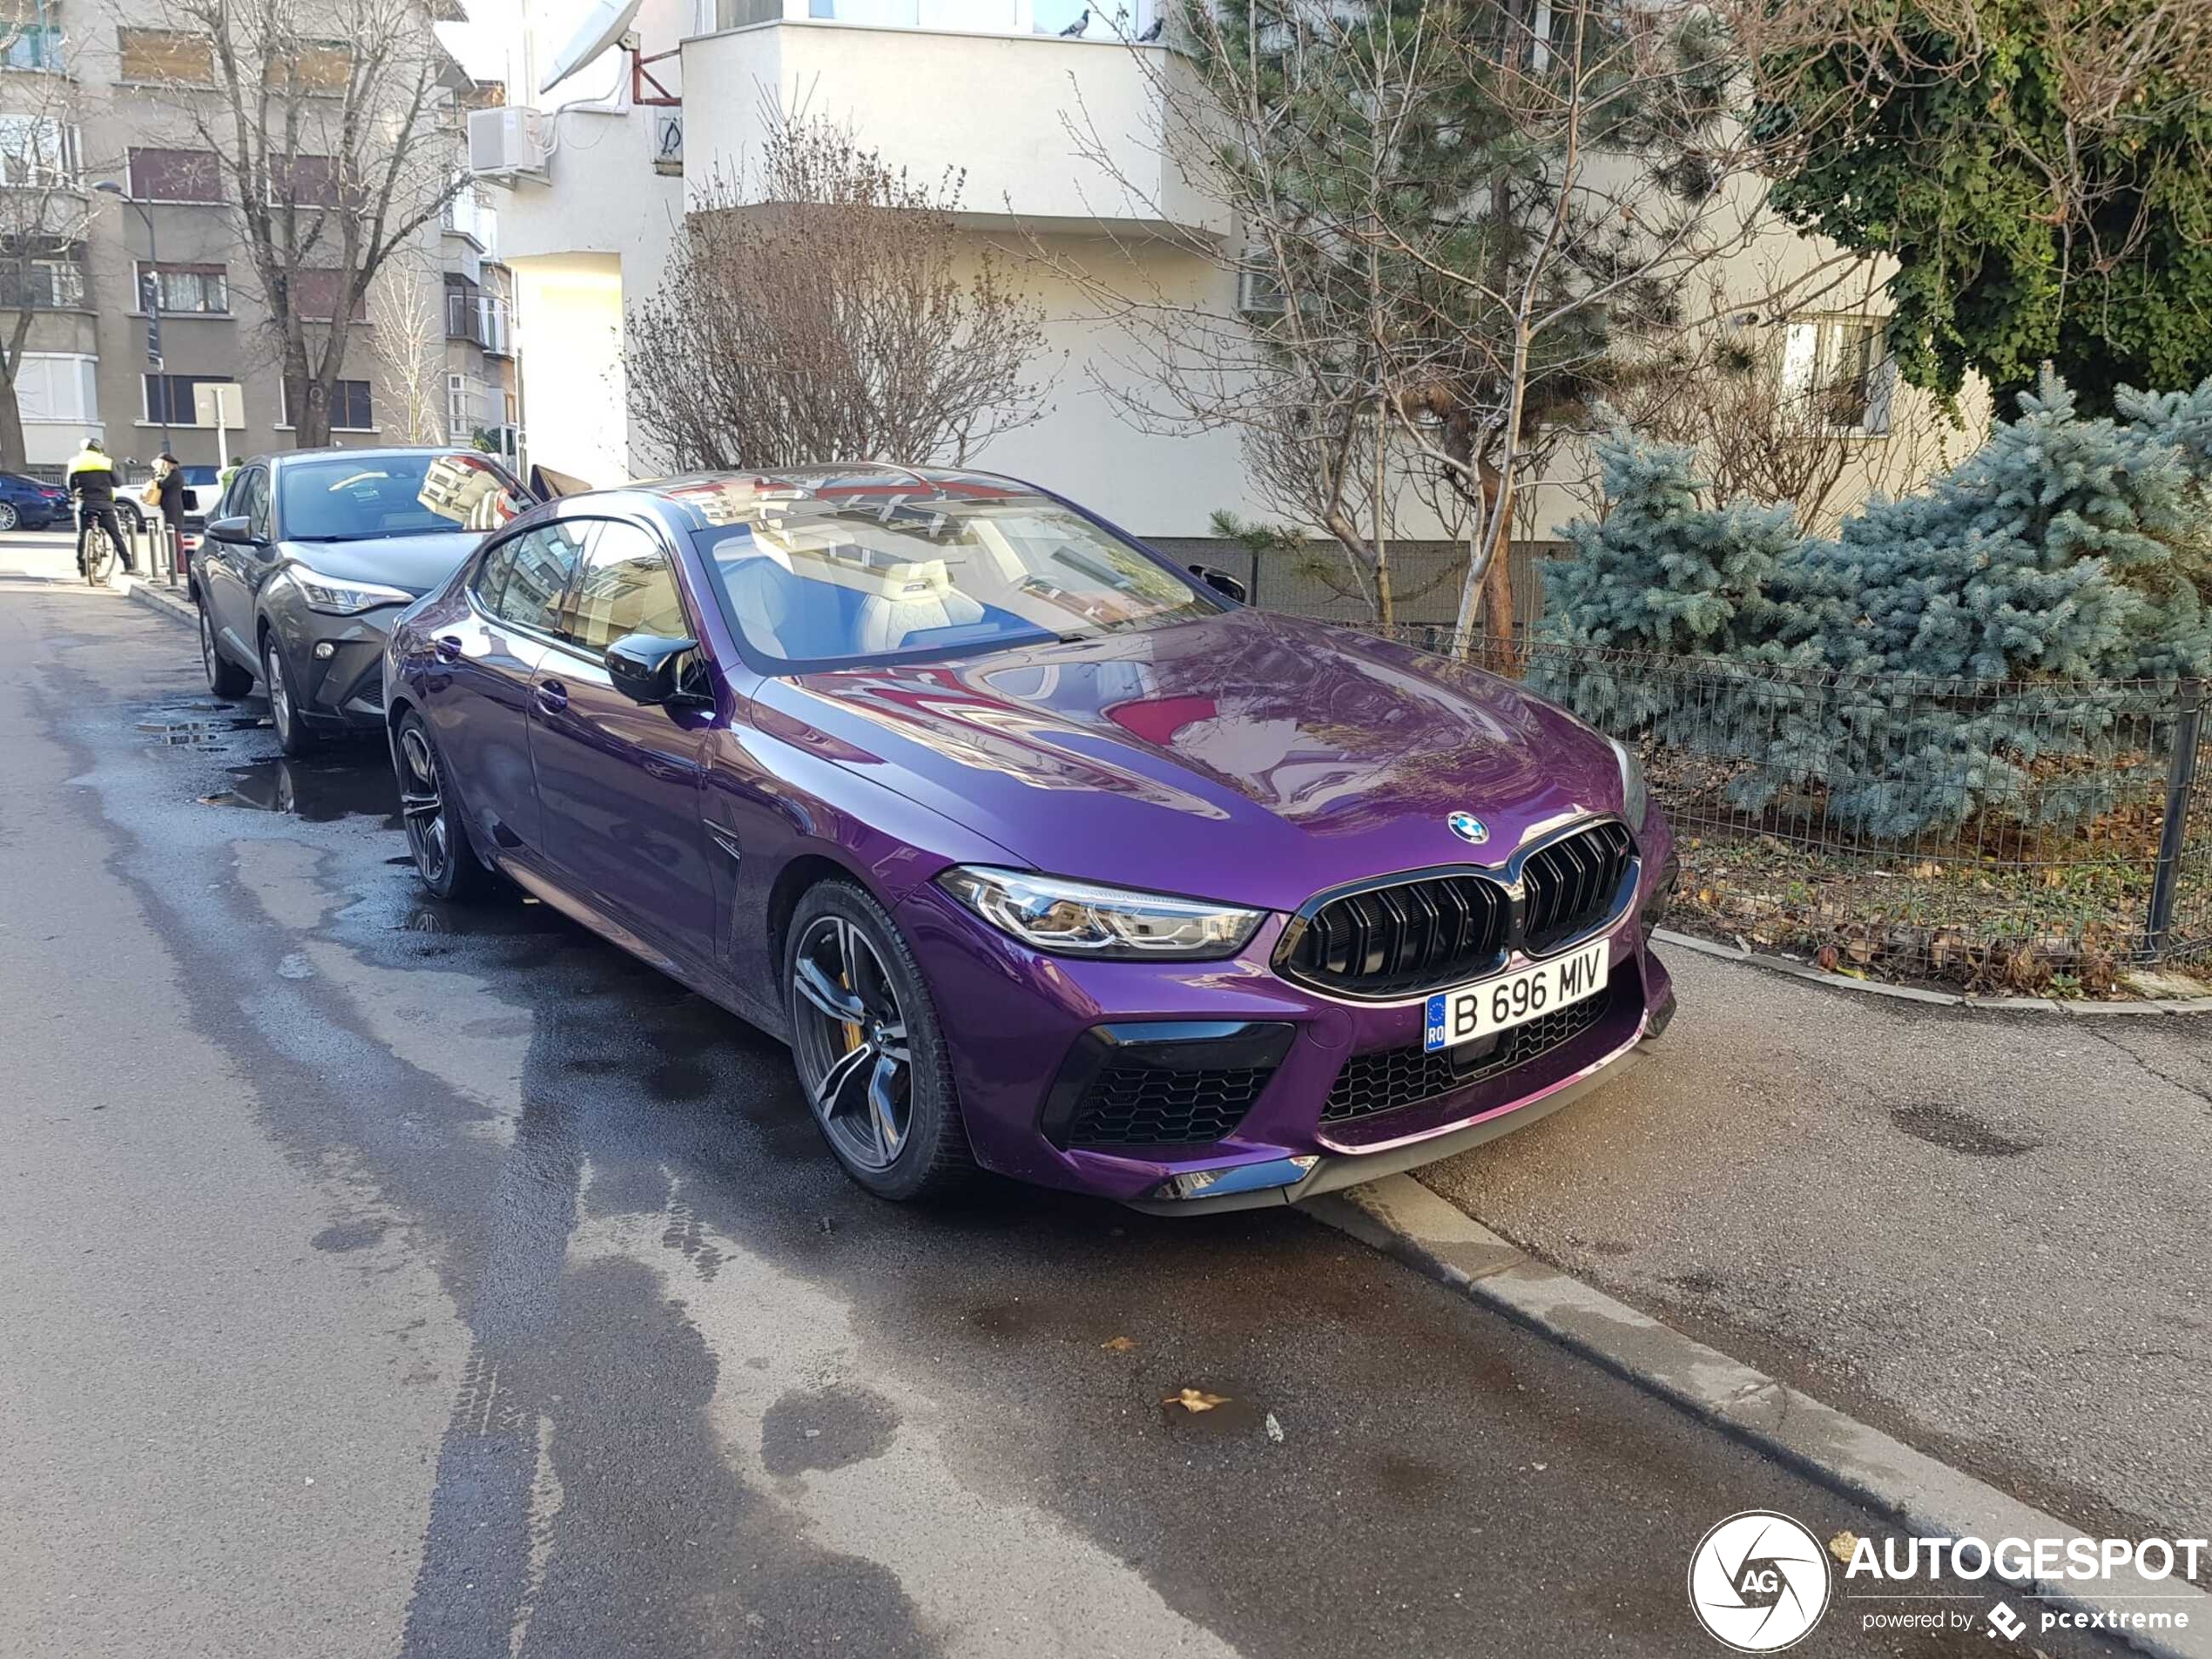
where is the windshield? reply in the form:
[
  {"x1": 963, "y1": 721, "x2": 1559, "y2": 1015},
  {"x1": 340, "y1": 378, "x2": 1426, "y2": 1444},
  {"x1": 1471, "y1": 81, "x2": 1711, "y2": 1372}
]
[
  {"x1": 279, "y1": 453, "x2": 523, "y2": 540},
  {"x1": 691, "y1": 488, "x2": 1223, "y2": 671}
]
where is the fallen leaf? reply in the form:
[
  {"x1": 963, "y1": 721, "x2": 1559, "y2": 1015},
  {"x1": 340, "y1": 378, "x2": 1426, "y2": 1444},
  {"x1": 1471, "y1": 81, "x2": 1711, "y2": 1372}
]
[
  {"x1": 1163, "y1": 1388, "x2": 1230, "y2": 1413},
  {"x1": 1829, "y1": 1529, "x2": 1860, "y2": 1564},
  {"x1": 1909, "y1": 860, "x2": 1942, "y2": 880},
  {"x1": 1101, "y1": 1336, "x2": 1136, "y2": 1352},
  {"x1": 1815, "y1": 944, "x2": 1840, "y2": 971}
]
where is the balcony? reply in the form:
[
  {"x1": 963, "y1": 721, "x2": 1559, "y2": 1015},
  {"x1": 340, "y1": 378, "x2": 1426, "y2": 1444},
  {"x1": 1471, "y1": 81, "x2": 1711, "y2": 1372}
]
[
  {"x1": 679, "y1": 17, "x2": 1227, "y2": 238},
  {"x1": 444, "y1": 292, "x2": 511, "y2": 354}
]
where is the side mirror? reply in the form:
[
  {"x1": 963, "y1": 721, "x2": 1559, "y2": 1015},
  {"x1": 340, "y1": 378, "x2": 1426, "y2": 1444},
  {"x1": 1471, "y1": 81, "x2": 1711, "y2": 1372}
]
[
  {"x1": 206, "y1": 515, "x2": 260, "y2": 546},
  {"x1": 1189, "y1": 564, "x2": 1249, "y2": 604},
  {"x1": 605, "y1": 632, "x2": 706, "y2": 706}
]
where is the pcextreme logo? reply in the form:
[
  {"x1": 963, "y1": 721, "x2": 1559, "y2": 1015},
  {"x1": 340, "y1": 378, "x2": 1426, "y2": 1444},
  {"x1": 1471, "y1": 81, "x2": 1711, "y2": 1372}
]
[{"x1": 1687, "y1": 1511, "x2": 1833, "y2": 1652}]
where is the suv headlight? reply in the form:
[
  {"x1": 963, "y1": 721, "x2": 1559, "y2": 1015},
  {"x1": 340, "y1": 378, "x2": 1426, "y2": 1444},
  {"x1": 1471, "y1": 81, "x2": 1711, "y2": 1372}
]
[
  {"x1": 291, "y1": 568, "x2": 415, "y2": 616},
  {"x1": 1611, "y1": 738, "x2": 1649, "y2": 830},
  {"x1": 937, "y1": 867, "x2": 1264, "y2": 960}
]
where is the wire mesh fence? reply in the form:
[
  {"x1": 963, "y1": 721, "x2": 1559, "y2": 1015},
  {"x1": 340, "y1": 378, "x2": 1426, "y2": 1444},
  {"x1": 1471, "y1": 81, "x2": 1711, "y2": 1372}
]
[{"x1": 1313, "y1": 623, "x2": 2212, "y2": 991}]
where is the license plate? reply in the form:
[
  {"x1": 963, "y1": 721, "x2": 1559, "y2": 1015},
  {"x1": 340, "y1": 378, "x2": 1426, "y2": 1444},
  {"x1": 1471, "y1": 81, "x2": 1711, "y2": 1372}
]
[{"x1": 1424, "y1": 940, "x2": 1609, "y2": 1052}]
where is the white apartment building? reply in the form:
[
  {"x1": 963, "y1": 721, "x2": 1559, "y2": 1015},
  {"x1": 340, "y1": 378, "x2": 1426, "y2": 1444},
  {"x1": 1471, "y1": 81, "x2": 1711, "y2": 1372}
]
[{"x1": 477, "y1": 0, "x2": 1962, "y2": 595}]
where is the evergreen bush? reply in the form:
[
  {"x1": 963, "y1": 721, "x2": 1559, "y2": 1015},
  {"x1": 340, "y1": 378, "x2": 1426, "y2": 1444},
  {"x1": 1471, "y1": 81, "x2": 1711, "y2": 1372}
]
[{"x1": 1532, "y1": 373, "x2": 2212, "y2": 839}]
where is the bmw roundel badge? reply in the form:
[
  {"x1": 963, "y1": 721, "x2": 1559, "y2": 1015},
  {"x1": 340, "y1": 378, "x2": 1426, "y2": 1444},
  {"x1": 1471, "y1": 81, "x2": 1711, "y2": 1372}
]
[{"x1": 1447, "y1": 811, "x2": 1489, "y2": 845}]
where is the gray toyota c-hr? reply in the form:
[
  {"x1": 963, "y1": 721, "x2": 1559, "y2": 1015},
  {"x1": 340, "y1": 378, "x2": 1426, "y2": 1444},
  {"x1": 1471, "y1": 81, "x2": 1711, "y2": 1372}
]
[{"x1": 193, "y1": 448, "x2": 531, "y2": 754}]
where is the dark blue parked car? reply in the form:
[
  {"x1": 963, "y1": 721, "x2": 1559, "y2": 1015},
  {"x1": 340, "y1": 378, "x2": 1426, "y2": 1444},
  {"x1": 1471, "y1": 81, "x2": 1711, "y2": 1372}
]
[{"x1": 0, "y1": 471, "x2": 71, "y2": 532}]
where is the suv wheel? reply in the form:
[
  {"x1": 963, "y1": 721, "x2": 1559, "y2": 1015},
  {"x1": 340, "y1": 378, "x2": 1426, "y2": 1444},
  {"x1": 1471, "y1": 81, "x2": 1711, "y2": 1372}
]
[
  {"x1": 199, "y1": 595, "x2": 252, "y2": 698},
  {"x1": 263, "y1": 634, "x2": 318, "y2": 758}
]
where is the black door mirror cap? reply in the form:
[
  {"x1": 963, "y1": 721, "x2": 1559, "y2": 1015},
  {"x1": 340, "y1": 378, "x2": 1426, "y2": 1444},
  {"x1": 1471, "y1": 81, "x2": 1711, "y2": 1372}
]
[
  {"x1": 604, "y1": 632, "x2": 706, "y2": 706},
  {"x1": 1189, "y1": 564, "x2": 1249, "y2": 604},
  {"x1": 206, "y1": 515, "x2": 262, "y2": 546}
]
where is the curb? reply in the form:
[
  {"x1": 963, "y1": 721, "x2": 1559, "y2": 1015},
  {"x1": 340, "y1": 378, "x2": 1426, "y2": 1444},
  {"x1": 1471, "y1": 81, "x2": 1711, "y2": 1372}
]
[
  {"x1": 1307, "y1": 1175, "x2": 2210, "y2": 1659},
  {"x1": 1654, "y1": 927, "x2": 2212, "y2": 1016},
  {"x1": 117, "y1": 573, "x2": 196, "y2": 629}
]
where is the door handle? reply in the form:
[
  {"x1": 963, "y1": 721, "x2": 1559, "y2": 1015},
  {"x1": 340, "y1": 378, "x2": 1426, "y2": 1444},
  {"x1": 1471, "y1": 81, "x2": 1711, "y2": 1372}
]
[
  {"x1": 534, "y1": 680, "x2": 569, "y2": 715},
  {"x1": 434, "y1": 635, "x2": 462, "y2": 662}
]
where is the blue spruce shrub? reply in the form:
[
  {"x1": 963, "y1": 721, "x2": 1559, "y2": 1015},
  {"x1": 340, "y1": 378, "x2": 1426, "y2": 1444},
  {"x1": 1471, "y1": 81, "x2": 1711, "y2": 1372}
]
[{"x1": 1535, "y1": 372, "x2": 2212, "y2": 839}]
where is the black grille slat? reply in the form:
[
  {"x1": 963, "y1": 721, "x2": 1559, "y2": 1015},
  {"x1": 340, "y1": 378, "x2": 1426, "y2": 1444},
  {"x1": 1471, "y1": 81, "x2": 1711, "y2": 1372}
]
[
  {"x1": 1321, "y1": 988, "x2": 1614, "y2": 1124},
  {"x1": 1521, "y1": 821, "x2": 1635, "y2": 954},
  {"x1": 1288, "y1": 873, "x2": 1509, "y2": 998},
  {"x1": 1067, "y1": 1062, "x2": 1273, "y2": 1148}
]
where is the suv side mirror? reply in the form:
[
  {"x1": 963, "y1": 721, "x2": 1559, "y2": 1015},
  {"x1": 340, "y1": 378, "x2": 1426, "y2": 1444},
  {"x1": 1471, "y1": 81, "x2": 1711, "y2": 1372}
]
[
  {"x1": 206, "y1": 515, "x2": 261, "y2": 546},
  {"x1": 1189, "y1": 564, "x2": 1248, "y2": 604},
  {"x1": 605, "y1": 632, "x2": 707, "y2": 706}
]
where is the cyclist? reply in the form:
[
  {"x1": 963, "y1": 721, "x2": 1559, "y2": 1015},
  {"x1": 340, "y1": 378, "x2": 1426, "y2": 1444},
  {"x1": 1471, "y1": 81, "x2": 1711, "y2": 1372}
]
[{"x1": 66, "y1": 437, "x2": 134, "y2": 580}]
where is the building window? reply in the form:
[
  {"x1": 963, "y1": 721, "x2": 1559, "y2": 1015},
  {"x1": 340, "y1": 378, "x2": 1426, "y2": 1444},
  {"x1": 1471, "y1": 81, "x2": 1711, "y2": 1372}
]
[
  {"x1": 446, "y1": 372, "x2": 480, "y2": 437},
  {"x1": 267, "y1": 38, "x2": 351, "y2": 93},
  {"x1": 268, "y1": 154, "x2": 341, "y2": 208},
  {"x1": 0, "y1": 116, "x2": 81, "y2": 188},
  {"x1": 280, "y1": 378, "x2": 374, "y2": 430},
  {"x1": 292, "y1": 267, "x2": 363, "y2": 322},
  {"x1": 1, "y1": 24, "x2": 63, "y2": 71},
  {"x1": 118, "y1": 27, "x2": 214, "y2": 84},
  {"x1": 127, "y1": 146, "x2": 223, "y2": 203},
  {"x1": 1779, "y1": 315, "x2": 1895, "y2": 435},
  {"x1": 0, "y1": 238, "x2": 87, "y2": 307},
  {"x1": 144, "y1": 373, "x2": 237, "y2": 427},
  {"x1": 136, "y1": 261, "x2": 229, "y2": 314},
  {"x1": 16, "y1": 352, "x2": 98, "y2": 424}
]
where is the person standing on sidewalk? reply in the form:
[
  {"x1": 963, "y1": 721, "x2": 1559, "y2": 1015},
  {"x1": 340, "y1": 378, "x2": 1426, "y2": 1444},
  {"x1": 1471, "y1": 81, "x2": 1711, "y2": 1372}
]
[
  {"x1": 153, "y1": 454, "x2": 187, "y2": 577},
  {"x1": 66, "y1": 439, "x2": 134, "y2": 577}
]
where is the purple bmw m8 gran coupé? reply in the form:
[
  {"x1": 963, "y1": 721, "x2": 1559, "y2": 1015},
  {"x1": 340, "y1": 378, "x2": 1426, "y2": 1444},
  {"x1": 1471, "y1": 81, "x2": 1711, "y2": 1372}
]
[{"x1": 383, "y1": 467, "x2": 1677, "y2": 1211}]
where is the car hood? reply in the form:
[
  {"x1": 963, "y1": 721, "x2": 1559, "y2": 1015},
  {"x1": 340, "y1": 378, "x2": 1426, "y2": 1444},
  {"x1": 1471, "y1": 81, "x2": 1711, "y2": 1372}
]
[
  {"x1": 278, "y1": 531, "x2": 480, "y2": 597},
  {"x1": 751, "y1": 609, "x2": 1625, "y2": 912}
]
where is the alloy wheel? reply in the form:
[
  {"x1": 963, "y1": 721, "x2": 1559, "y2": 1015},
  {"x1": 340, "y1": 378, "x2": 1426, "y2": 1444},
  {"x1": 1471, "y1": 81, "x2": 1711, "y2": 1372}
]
[
  {"x1": 264, "y1": 644, "x2": 293, "y2": 741},
  {"x1": 0, "y1": 503, "x2": 17, "y2": 532},
  {"x1": 397, "y1": 725, "x2": 451, "y2": 886},
  {"x1": 790, "y1": 915, "x2": 914, "y2": 1173},
  {"x1": 199, "y1": 606, "x2": 218, "y2": 685}
]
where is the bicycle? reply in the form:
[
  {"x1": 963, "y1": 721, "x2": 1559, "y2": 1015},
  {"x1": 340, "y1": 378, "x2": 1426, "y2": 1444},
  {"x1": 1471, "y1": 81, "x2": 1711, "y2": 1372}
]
[{"x1": 75, "y1": 502, "x2": 125, "y2": 587}]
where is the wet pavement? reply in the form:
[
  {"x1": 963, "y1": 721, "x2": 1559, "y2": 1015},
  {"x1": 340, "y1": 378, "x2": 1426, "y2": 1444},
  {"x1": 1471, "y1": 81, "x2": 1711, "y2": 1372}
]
[{"x1": 0, "y1": 585, "x2": 2135, "y2": 1659}]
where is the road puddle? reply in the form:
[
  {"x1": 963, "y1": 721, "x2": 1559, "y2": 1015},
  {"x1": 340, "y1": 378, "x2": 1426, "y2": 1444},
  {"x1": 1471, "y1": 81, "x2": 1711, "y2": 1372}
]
[
  {"x1": 200, "y1": 756, "x2": 400, "y2": 823},
  {"x1": 139, "y1": 709, "x2": 269, "y2": 747}
]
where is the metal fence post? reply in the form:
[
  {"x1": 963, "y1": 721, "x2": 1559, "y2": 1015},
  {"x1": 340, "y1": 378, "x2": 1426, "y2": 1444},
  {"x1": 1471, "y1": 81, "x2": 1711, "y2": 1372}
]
[{"x1": 2145, "y1": 677, "x2": 2205, "y2": 955}]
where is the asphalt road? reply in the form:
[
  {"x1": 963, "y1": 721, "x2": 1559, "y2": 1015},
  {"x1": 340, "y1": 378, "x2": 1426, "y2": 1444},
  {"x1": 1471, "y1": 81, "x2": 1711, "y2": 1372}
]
[{"x1": 0, "y1": 570, "x2": 2132, "y2": 1659}]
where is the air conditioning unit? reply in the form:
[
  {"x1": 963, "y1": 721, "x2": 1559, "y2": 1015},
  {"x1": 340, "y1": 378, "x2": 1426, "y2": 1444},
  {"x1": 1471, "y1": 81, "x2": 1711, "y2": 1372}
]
[
  {"x1": 469, "y1": 106, "x2": 548, "y2": 179},
  {"x1": 1237, "y1": 262, "x2": 1287, "y2": 318}
]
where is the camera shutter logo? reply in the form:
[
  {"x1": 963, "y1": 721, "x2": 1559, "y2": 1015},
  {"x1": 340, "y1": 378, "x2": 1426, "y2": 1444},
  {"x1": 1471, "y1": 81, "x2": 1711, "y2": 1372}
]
[{"x1": 1687, "y1": 1511, "x2": 1831, "y2": 1652}]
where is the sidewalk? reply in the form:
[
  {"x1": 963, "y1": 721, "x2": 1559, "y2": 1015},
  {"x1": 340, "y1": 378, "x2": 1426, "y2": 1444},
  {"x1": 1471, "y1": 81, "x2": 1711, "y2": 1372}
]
[{"x1": 1420, "y1": 943, "x2": 2212, "y2": 1546}]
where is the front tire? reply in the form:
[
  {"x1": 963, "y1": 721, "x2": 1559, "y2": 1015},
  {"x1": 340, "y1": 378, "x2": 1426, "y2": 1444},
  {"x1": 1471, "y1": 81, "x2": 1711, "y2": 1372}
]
[
  {"x1": 263, "y1": 635, "x2": 319, "y2": 758},
  {"x1": 786, "y1": 881, "x2": 975, "y2": 1202},
  {"x1": 0, "y1": 502, "x2": 19, "y2": 532},
  {"x1": 199, "y1": 597, "x2": 252, "y2": 698},
  {"x1": 394, "y1": 710, "x2": 494, "y2": 902}
]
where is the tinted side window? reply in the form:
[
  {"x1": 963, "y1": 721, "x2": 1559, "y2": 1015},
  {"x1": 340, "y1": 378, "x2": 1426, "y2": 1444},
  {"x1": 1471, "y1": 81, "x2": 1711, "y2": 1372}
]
[
  {"x1": 470, "y1": 536, "x2": 521, "y2": 616},
  {"x1": 240, "y1": 468, "x2": 271, "y2": 537},
  {"x1": 492, "y1": 521, "x2": 594, "y2": 635},
  {"x1": 563, "y1": 521, "x2": 690, "y2": 653}
]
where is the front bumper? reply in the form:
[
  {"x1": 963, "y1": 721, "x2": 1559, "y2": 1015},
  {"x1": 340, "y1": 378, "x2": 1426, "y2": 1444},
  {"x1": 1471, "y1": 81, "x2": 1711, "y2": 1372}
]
[
  {"x1": 895, "y1": 818, "x2": 1678, "y2": 1209},
  {"x1": 270, "y1": 607, "x2": 400, "y2": 730}
]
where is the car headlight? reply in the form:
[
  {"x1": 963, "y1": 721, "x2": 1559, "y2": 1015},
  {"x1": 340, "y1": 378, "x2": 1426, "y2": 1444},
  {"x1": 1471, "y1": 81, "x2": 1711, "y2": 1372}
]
[
  {"x1": 937, "y1": 867, "x2": 1264, "y2": 960},
  {"x1": 1611, "y1": 738, "x2": 1649, "y2": 830},
  {"x1": 290, "y1": 568, "x2": 415, "y2": 616}
]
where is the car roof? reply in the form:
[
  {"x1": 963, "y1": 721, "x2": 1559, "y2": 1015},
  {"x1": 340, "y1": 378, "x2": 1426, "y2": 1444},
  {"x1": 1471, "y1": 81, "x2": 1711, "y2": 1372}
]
[
  {"x1": 261, "y1": 445, "x2": 494, "y2": 470},
  {"x1": 559, "y1": 465, "x2": 1045, "y2": 536}
]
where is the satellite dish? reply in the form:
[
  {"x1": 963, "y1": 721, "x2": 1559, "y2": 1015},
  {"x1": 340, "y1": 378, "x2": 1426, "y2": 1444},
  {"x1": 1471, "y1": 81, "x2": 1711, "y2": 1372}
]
[{"x1": 540, "y1": 0, "x2": 644, "y2": 96}]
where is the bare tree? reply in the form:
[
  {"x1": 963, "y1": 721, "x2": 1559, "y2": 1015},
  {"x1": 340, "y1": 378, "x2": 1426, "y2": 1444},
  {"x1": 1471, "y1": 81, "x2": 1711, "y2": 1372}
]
[
  {"x1": 0, "y1": 35, "x2": 98, "y2": 470},
  {"x1": 132, "y1": 0, "x2": 466, "y2": 446},
  {"x1": 1046, "y1": 0, "x2": 1910, "y2": 639},
  {"x1": 626, "y1": 111, "x2": 1054, "y2": 471},
  {"x1": 367, "y1": 254, "x2": 445, "y2": 443}
]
